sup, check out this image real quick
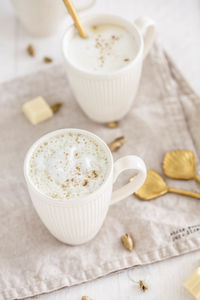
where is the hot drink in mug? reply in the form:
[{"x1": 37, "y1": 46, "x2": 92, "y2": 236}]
[
  {"x1": 62, "y1": 14, "x2": 155, "y2": 122},
  {"x1": 24, "y1": 128, "x2": 146, "y2": 245}
]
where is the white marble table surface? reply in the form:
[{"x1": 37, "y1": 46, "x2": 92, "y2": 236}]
[{"x1": 1, "y1": 0, "x2": 200, "y2": 299}]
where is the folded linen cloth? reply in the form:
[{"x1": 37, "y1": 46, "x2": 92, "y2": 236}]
[{"x1": 1, "y1": 42, "x2": 200, "y2": 299}]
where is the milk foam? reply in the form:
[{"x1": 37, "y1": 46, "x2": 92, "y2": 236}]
[
  {"x1": 29, "y1": 132, "x2": 109, "y2": 200},
  {"x1": 67, "y1": 24, "x2": 138, "y2": 73}
]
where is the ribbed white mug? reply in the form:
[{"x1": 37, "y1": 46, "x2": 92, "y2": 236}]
[
  {"x1": 62, "y1": 14, "x2": 155, "y2": 123},
  {"x1": 24, "y1": 128, "x2": 146, "y2": 245}
]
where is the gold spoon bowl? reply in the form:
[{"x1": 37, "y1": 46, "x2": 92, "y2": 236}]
[
  {"x1": 135, "y1": 170, "x2": 200, "y2": 201},
  {"x1": 163, "y1": 150, "x2": 200, "y2": 182}
]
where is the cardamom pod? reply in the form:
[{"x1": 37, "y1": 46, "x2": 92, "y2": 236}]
[
  {"x1": 114, "y1": 136, "x2": 126, "y2": 143},
  {"x1": 51, "y1": 102, "x2": 63, "y2": 113},
  {"x1": 107, "y1": 121, "x2": 119, "y2": 128},
  {"x1": 139, "y1": 280, "x2": 148, "y2": 292},
  {"x1": 44, "y1": 56, "x2": 53, "y2": 63},
  {"x1": 121, "y1": 233, "x2": 133, "y2": 251},
  {"x1": 27, "y1": 44, "x2": 35, "y2": 57},
  {"x1": 108, "y1": 136, "x2": 126, "y2": 152},
  {"x1": 82, "y1": 297, "x2": 92, "y2": 300}
]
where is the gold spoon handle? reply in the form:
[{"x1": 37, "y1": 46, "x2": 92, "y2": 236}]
[
  {"x1": 168, "y1": 187, "x2": 200, "y2": 199},
  {"x1": 63, "y1": 0, "x2": 87, "y2": 38},
  {"x1": 195, "y1": 175, "x2": 200, "y2": 183}
]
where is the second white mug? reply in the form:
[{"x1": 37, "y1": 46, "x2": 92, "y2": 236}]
[
  {"x1": 62, "y1": 14, "x2": 155, "y2": 123},
  {"x1": 11, "y1": 0, "x2": 95, "y2": 37}
]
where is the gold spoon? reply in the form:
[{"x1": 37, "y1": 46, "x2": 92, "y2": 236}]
[
  {"x1": 134, "y1": 170, "x2": 200, "y2": 200},
  {"x1": 163, "y1": 150, "x2": 200, "y2": 183},
  {"x1": 63, "y1": 0, "x2": 87, "y2": 38}
]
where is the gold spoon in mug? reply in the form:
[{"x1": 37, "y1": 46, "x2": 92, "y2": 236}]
[
  {"x1": 134, "y1": 170, "x2": 200, "y2": 200},
  {"x1": 63, "y1": 0, "x2": 87, "y2": 38},
  {"x1": 163, "y1": 150, "x2": 200, "y2": 183}
]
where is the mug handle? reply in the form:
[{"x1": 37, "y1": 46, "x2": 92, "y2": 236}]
[
  {"x1": 134, "y1": 17, "x2": 156, "y2": 59},
  {"x1": 110, "y1": 155, "x2": 146, "y2": 205},
  {"x1": 75, "y1": 0, "x2": 96, "y2": 11}
]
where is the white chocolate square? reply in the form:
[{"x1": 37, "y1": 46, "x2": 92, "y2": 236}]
[
  {"x1": 184, "y1": 267, "x2": 200, "y2": 299},
  {"x1": 22, "y1": 96, "x2": 53, "y2": 125}
]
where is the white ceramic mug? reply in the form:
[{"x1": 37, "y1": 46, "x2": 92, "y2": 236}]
[
  {"x1": 62, "y1": 14, "x2": 155, "y2": 123},
  {"x1": 24, "y1": 128, "x2": 146, "y2": 245},
  {"x1": 11, "y1": 0, "x2": 95, "y2": 37}
]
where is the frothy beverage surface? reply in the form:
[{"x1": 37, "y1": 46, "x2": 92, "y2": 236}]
[
  {"x1": 67, "y1": 24, "x2": 138, "y2": 73},
  {"x1": 29, "y1": 132, "x2": 109, "y2": 200}
]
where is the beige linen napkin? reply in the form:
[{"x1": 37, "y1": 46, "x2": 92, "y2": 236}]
[{"x1": 1, "y1": 42, "x2": 200, "y2": 299}]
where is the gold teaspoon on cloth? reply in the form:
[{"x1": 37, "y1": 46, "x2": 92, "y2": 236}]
[
  {"x1": 163, "y1": 150, "x2": 200, "y2": 183},
  {"x1": 134, "y1": 170, "x2": 200, "y2": 200}
]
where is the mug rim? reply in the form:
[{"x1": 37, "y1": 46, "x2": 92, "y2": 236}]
[
  {"x1": 62, "y1": 13, "x2": 143, "y2": 78},
  {"x1": 24, "y1": 128, "x2": 113, "y2": 205}
]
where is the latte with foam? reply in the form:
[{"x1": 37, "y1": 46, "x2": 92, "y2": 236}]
[
  {"x1": 66, "y1": 23, "x2": 138, "y2": 73},
  {"x1": 28, "y1": 132, "x2": 109, "y2": 200}
]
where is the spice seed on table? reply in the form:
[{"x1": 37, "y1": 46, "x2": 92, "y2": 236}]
[
  {"x1": 106, "y1": 121, "x2": 119, "y2": 128},
  {"x1": 108, "y1": 136, "x2": 126, "y2": 152},
  {"x1": 50, "y1": 102, "x2": 63, "y2": 113},
  {"x1": 139, "y1": 280, "x2": 148, "y2": 292},
  {"x1": 27, "y1": 44, "x2": 35, "y2": 57},
  {"x1": 121, "y1": 233, "x2": 134, "y2": 251},
  {"x1": 44, "y1": 56, "x2": 53, "y2": 63}
]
